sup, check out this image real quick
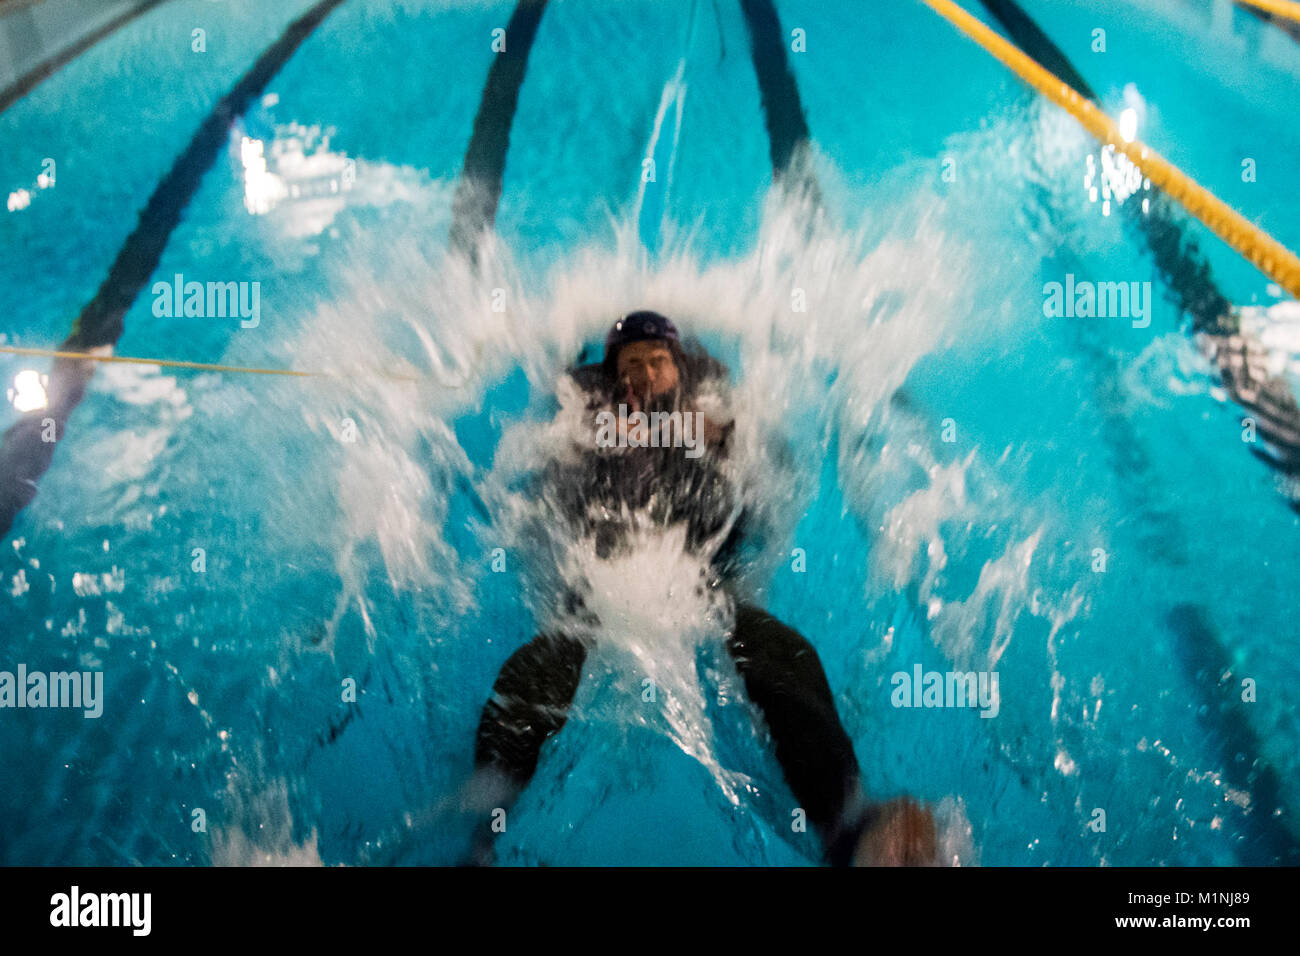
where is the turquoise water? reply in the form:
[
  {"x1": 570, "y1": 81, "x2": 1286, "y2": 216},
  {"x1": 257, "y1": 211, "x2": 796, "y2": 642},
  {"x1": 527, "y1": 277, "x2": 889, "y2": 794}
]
[{"x1": 1, "y1": 0, "x2": 1298, "y2": 866}]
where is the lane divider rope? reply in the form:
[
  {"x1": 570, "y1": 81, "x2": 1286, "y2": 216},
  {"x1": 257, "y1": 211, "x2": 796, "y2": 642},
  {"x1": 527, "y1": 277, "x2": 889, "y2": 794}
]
[
  {"x1": 0, "y1": 344, "x2": 429, "y2": 384},
  {"x1": 11, "y1": 2, "x2": 1294, "y2": 388},
  {"x1": 1236, "y1": 0, "x2": 1300, "y2": 24},
  {"x1": 920, "y1": 0, "x2": 1300, "y2": 299}
]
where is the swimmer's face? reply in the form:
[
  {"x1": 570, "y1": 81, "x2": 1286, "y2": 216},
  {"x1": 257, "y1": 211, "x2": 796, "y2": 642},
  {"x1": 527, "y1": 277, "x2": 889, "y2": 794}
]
[{"x1": 616, "y1": 340, "x2": 679, "y2": 399}]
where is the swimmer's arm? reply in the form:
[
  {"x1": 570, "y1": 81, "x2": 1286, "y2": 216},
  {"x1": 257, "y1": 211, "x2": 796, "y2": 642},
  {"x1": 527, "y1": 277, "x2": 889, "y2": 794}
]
[
  {"x1": 691, "y1": 391, "x2": 735, "y2": 454},
  {"x1": 700, "y1": 415, "x2": 734, "y2": 449}
]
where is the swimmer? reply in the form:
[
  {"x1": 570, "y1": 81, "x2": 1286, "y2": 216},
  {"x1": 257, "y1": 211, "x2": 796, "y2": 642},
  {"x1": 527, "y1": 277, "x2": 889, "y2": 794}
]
[{"x1": 466, "y1": 311, "x2": 936, "y2": 866}]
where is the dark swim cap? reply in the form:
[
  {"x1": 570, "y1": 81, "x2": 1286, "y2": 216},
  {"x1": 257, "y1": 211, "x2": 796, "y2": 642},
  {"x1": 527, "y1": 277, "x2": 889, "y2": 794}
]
[{"x1": 604, "y1": 311, "x2": 680, "y2": 368}]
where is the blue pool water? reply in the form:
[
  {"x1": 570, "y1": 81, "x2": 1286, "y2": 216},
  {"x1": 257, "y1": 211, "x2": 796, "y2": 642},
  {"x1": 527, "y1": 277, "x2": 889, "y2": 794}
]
[{"x1": 1, "y1": 0, "x2": 1299, "y2": 866}]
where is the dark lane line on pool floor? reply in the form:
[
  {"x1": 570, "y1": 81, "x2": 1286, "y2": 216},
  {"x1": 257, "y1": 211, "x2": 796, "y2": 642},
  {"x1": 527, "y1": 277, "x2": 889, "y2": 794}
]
[
  {"x1": 0, "y1": 0, "x2": 351, "y2": 541},
  {"x1": 0, "y1": 0, "x2": 177, "y2": 115},
  {"x1": 979, "y1": 0, "x2": 1300, "y2": 866},
  {"x1": 323, "y1": 0, "x2": 819, "y2": 781},
  {"x1": 970, "y1": 1, "x2": 1209, "y2": 554},
  {"x1": 977, "y1": 0, "x2": 1096, "y2": 99},
  {"x1": 448, "y1": 0, "x2": 549, "y2": 261},
  {"x1": 313, "y1": 1, "x2": 552, "y2": 761},
  {"x1": 978, "y1": 0, "x2": 1300, "y2": 495},
  {"x1": 1166, "y1": 603, "x2": 1300, "y2": 865},
  {"x1": 737, "y1": 0, "x2": 821, "y2": 207}
]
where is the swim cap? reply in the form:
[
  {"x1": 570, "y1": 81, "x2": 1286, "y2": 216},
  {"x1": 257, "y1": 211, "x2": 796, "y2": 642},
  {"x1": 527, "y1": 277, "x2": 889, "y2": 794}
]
[{"x1": 604, "y1": 311, "x2": 680, "y2": 368}]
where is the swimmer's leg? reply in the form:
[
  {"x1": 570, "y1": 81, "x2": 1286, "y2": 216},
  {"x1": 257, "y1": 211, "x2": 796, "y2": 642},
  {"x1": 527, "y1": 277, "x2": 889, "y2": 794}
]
[
  {"x1": 466, "y1": 632, "x2": 588, "y2": 864},
  {"x1": 726, "y1": 603, "x2": 863, "y2": 863},
  {"x1": 726, "y1": 603, "x2": 935, "y2": 866}
]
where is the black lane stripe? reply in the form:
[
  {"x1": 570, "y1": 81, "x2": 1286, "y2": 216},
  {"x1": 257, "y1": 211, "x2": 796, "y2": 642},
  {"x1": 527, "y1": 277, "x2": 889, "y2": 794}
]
[
  {"x1": 738, "y1": 0, "x2": 818, "y2": 197},
  {"x1": 976, "y1": 1, "x2": 1232, "y2": 332},
  {"x1": 981, "y1": 6, "x2": 1300, "y2": 495},
  {"x1": 978, "y1": 0, "x2": 1096, "y2": 100},
  {"x1": 0, "y1": 0, "x2": 349, "y2": 540},
  {"x1": 1168, "y1": 603, "x2": 1300, "y2": 864},
  {"x1": 448, "y1": 0, "x2": 549, "y2": 259},
  {"x1": 977, "y1": 0, "x2": 1300, "y2": 484},
  {"x1": 71, "y1": 0, "x2": 349, "y2": 350},
  {"x1": 981, "y1": 0, "x2": 1300, "y2": 865},
  {"x1": 310, "y1": 1, "x2": 550, "y2": 758},
  {"x1": 1134, "y1": 195, "x2": 1233, "y2": 336},
  {"x1": 0, "y1": 0, "x2": 175, "y2": 115}
]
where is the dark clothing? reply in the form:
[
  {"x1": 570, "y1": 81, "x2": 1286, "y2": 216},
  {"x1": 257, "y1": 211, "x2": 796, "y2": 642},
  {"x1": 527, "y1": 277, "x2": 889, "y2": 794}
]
[
  {"x1": 474, "y1": 630, "x2": 590, "y2": 791},
  {"x1": 473, "y1": 604, "x2": 867, "y2": 864},
  {"x1": 553, "y1": 360, "x2": 746, "y2": 574},
  {"x1": 471, "y1": 359, "x2": 867, "y2": 864},
  {"x1": 551, "y1": 438, "x2": 744, "y2": 566}
]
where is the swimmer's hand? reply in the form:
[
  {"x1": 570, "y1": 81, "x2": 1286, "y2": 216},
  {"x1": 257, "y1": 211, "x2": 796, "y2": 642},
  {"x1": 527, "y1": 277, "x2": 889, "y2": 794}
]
[
  {"x1": 851, "y1": 797, "x2": 938, "y2": 866},
  {"x1": 700, "y1": 414, "x2": 733, "y2": 450},
  {"x1": 613, "y1": 376, "x2": 642, "y2": 413},
  {"x1": 606, "y1": 380, "x2": 732, "y2": 451}
]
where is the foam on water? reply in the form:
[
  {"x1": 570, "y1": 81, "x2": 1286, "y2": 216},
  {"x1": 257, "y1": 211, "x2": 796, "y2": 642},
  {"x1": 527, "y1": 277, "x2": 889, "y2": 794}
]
[
  {"x1": 562, "y1": 523, "x2": 742, "y2": 801},
  {"x1": 209, "y1": 775, "x2": 323, "y2": 867},
  {"x1": 283, "y1": 178, "x2": 974, "y2": 601},
  {"x1": 254, "y1": 174, "x2": 1001, "y2": 858}
]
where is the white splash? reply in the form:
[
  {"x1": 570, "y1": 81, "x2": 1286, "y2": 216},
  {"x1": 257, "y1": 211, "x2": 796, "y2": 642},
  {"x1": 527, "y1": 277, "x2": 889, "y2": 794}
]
[
  {"x1": 281, "y1": 178, "x2": 973, "y2": 662},
  {"x1": 209, "y1": 776, "x2": 323, "y2": 867}
]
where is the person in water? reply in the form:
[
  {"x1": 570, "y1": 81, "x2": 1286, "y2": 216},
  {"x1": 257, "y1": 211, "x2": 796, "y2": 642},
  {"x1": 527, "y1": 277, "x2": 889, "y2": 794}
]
[{"x1": 468, "y1": 310, "x2": 936, "y2": 866}]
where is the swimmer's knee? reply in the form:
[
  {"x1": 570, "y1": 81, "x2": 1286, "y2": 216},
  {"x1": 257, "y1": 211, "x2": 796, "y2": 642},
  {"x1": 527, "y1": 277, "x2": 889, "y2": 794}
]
[
  {"x1": 727, "y1": 603, "x2": 842, "y2": 728},
  {"x1": 729, "y1": 602, "x2": 814, "y2": 662},
  {"x1": 491, "y1": 632, "x2": 585, "y2": 686},
  {"x1": 474, "y1": 632, "x2": 589, "y2": 785}
]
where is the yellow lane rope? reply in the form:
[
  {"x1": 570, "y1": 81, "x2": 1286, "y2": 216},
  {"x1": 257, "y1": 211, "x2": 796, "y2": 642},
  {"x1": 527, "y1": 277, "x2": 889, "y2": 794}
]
[
  {"x1": 0, "y1": 344, "x2": 426, "y2": 384},
  {"x1": 8, "y1": 1, "x2": 1294, "y2": 388},
  {"x1": 1236, "y1": 0, "x2": 1300, "y2": 24},
  {"x1": 920, "y1": 0, "x2": 1300, "y2": 300}
]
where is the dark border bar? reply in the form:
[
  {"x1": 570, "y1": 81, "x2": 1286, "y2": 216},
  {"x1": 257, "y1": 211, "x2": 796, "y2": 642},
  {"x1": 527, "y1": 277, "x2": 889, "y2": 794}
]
[{"x1": 0, "y1": 866, "x2": 1285, "y2": 936}]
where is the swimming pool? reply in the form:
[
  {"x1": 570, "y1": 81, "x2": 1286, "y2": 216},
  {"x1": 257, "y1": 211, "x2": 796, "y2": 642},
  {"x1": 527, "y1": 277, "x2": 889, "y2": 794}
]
[{"x1": 1, "y1": 0, "x2": 1298, "y2": 866}]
